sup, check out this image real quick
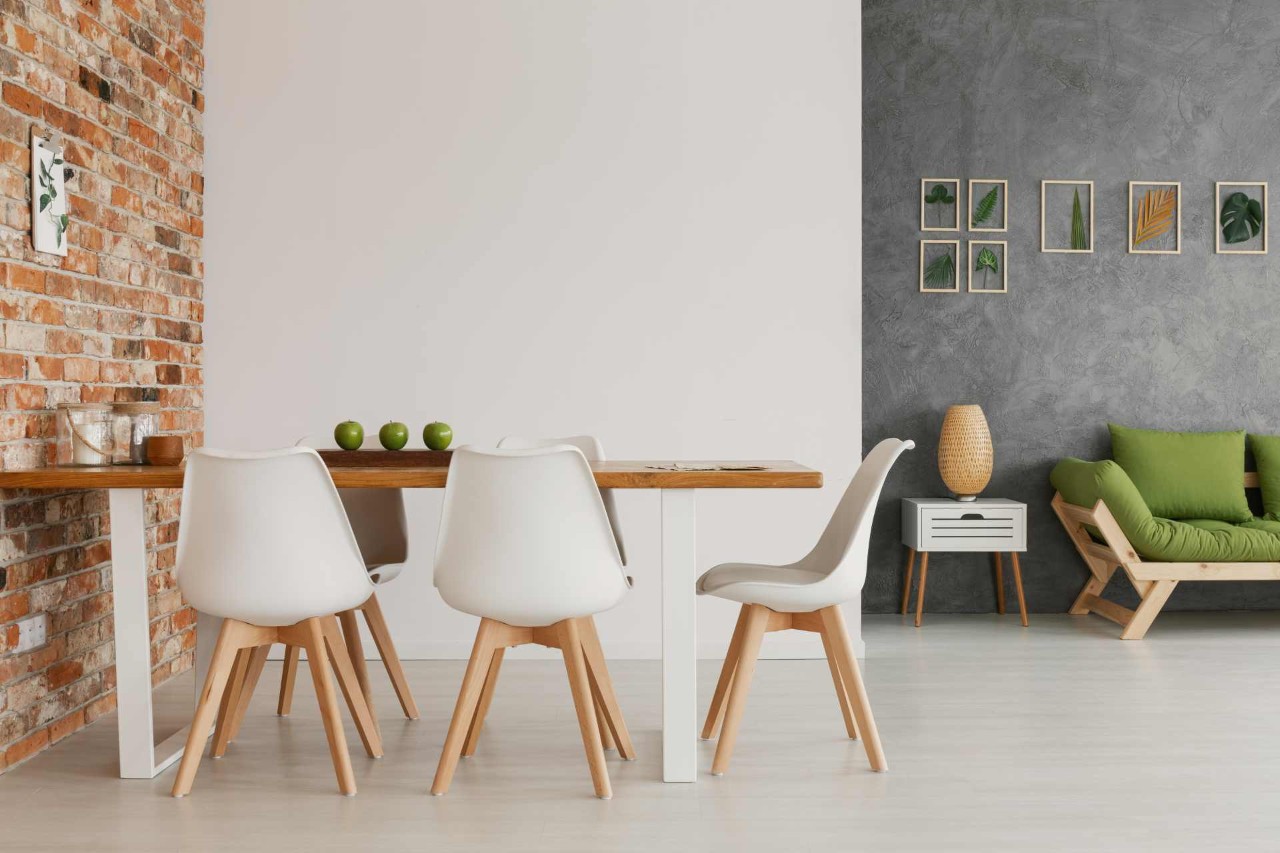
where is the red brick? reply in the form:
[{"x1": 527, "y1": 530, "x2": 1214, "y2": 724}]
[
  {"x1": 4, "y1": 729, "x2": 49, "y2": 767},
  {"x1": 0, "y1": 264, "x2": 46, "y2": 294},
  {"x1": 0, "y1": 354, "x2": 25, "y2": 379},
  {"x1": 1, "y1": 83, "x2": 42, "y2": 117},
  {"x1": 48, "y1": 709, "x2": 85, "y2": 743}
]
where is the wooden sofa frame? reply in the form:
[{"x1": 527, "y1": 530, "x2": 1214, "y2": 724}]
[{"x1": 1052, "y1": 472, "x2": 1280, "y2": 639}]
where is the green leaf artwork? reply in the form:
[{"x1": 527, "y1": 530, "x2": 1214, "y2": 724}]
[
  {"x1": 974, "y1": 246, "x2": 999, "y2": 290},
  {"x1": 924, "y1": 183, "x2": 955, "y2": 227},
  {"x1": 1070, "y1": 188, "x2": 1087, "y2": 250},
  {"x1": 1220, "y1": 191, "x2": 1263, "y2": 245},
  {"x1": 923, "y1": 250, "x2": 955, "y2": 288},
  {"x1": 972, "y1": 186, "x2": 999, "y2": 225}
]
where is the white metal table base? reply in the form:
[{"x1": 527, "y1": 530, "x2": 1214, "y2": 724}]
[
  {"x1": 110, "y1": 488, "x2": 198, "y2": 778},
  {"x1": 660, "y1": 489, "x2": 697, "y2": 782}
]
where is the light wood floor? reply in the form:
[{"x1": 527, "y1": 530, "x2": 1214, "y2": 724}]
[{"x1": 5, "y1": 613, "x2": 1280, "y2": 852}]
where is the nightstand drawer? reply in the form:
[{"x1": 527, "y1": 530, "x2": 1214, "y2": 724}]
[
  {"x1": 919, "y1": 506, "x2": 1024, "y2": 551},
  {"x1": 902, "y1": 498, "x2": 1027, "y2": 552}
]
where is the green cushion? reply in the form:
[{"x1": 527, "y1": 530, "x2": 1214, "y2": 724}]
[
  {"x1": 1051, "y1": 458, "x2": 1280, "y2": 562},
  {"x1": 1249, "y1": 433, "x2": 1280, "y2": 518},
  {"x1": 1108, "y1": 424, "x2": 1250, "y2": 522}
]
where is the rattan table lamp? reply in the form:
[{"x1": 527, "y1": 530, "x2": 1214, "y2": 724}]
[{"x1": 937, "y1": 404, "x2": 992, "y2": 501}]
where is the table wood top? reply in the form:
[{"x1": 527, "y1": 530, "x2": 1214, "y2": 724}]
[{"x1": 0, "y1": 460, "x2": 822, "y2": 490}]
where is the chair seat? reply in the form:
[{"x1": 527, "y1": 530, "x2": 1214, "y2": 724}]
[
  {"x1": 696, "y1": 561, "x2": 832, "y2": 612},
  {"x1": 367, "y1": 562, "x2": 402, "y2": 584}
]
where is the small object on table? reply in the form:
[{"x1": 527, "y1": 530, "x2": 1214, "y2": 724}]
[
  {"x1": 379, "y1": 421, "x2": 409, "y2": 450},
  {"x1": 334, "y1": 420, "x2": 364, "y2": 450},
  {"x1": 145, "y1": 435, "x2": 185, "y2": 466},
  {"x1": 56, "y1": 402, "x2": 115, "y2": 466},
  {"x1": 900, "y1": 497, "x2": 1028, "y2": 627},
  {"x1": 422, "y1": 421, "x2": 453, "y2": 451},
  {"x1": 112, "y1": 401, "x2": 160, "y2": 465}
]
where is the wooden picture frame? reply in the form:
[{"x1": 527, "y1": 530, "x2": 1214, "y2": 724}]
[
  {"x1": 919, "y1": 240, "x2": 960, "y2": 293},
  {"x1": 1128, "y1": 181, "x2": 1181, "y2": 255},
  {"x1": 920, "y1": 178, "x2": 960, "y2": 232},
  {"x1": 1215, "y1": 181, "x2": 1268, "y2": 255},
  {"x1": 968, "y1": 179, "x2": 1007, "y2": 232},
  {"x1": 967, "y1": 240, "x2": 1008, "y2": 294},
  {"x1": 1041, "y1": 179, "x2": 1094, "y2": 253}
]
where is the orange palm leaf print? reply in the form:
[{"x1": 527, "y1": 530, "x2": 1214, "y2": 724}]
[{"x1": 1134, "y1": 188, "x2": 1177, "y2": 246}]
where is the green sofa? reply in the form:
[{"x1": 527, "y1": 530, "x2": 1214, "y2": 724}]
[{"x1": 1050, "y1": 426, "x2": 1280, "y2": 639}]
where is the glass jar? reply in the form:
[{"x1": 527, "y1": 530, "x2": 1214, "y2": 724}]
[
  {"x1": 56, "y1": 403, "x2": 115, "y2": 466},
  {"x1": 111, "y1": 401, "x2": 160, "y2": 465}
]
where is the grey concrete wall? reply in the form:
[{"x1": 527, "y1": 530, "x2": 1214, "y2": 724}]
[{"x1": 862, "y1": 0, "x2": 1280, "y2": 613}]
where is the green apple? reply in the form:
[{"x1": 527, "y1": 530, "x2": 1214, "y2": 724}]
[
  {"x1": 423, "y1": 421, "x2": 453, "y2": 451},
  {"x1": 333, "y1": 420, "x2": 364, "y2": 450},
  {"x1": 379, "y1": 421, "x2": 409, "y2": 451}
]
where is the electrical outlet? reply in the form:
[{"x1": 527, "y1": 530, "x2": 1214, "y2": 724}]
[{"x1": 14, "y1": 613, "x2": 48, "y2": 654}]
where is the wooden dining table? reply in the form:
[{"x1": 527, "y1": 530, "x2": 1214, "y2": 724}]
[{"x1": 0, "y1": 459, "x2": 822, "y2": 784}]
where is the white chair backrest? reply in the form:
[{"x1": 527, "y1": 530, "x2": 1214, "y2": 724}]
[
  {"x1": 176, "y1": 448, "x2": 374, "y2": 626},
  {"x1": 434, "y1": 445, "x2": 628, "y2": 627},
  {"x1": 799, "y1": 438, "x2": 914, "y2": 600},
  {"x1": 296, "y1": 435, "x2": 408, "y2": 568},
  {"x1": 497, "y1": 434, "x2": 626, "y2": 565}
]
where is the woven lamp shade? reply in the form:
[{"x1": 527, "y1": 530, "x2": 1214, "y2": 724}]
[{"x1": 937, "y1": 404, "x2": 992, "y2": 501}]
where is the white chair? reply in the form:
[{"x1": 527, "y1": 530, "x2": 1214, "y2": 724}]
[
  {"x1": 697, "y1": 438, "x2": 914, "y2": 776},
  {"x1": 497, "y1": 434, "x2": 626, "y2": 565},
  {"x1": 431, "y1": 445, "x2": 633, "y2": 799},
  {"x1": 170, "y1": 448, "x2": 383, "y2": 797},
  {"x1": 272, "y1": 436, "x2": 420, "y2": 726}
]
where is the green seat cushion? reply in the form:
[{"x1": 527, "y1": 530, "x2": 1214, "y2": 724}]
[
  {"x1": 1051, "y1": 458, "x2": 1280, "y2": 562},
  {"x1": 1248, "y1": 433, "x2": 1280, "y2": 518},
  {"x1": 1108, "y1": 424, "x2": 1250, "y2": 522}
]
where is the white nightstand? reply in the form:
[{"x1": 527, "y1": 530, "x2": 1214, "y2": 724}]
[{"x1": 900, "y1": 497, "x2": 1028, "y2": 628}]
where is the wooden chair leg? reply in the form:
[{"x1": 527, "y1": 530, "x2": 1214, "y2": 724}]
[
  {"x1": 432, "y1": 619, "x2": 502, "y2": 795},
  {"x1": 819, "y1": 605, "x2": 886, "y2": 772},
  {"x1": 578, "y1": 616, "x2": 635, "y2": 760},
  {"x1": 211, "y1": 648, "x2": 252, "y2": 757},
  {"x1": 557, "y1": 618, "x2": 611, "y2": 799},
  {"x1": 711, "y1": 604, "x2": 769, "y2": 776},
  {"x1": 171, "y1": 621, "x2": 250, "y2": 797},
  {"x1": 277, "y1": 645, "x2": 301, "y2": 716},
  {"x1": 361, "y1": 592, "x2": 420, "y2": 720},
  {"x1": 338, "y1": 608, "x2": 377, "y2": 739},
  {"x1": 993, "y1": 552, "x2": 1006, "y2": 614},
  {"x1": 701, "y1": 604, "x2": 748, "y2": 740},
  {"x1": 215, "y1": 645, "x2": 269, "y2": 755},
  {"x1": 1010, "y1": 552, "x2": 1028, "y2": 627},
  {"x1": 302, "y1": 617, "x2": 357, "y2": 795},
  {"x1": 914, "y1": 552, "x2": 929, "y2": 628},
  {"x1": 462, "y1": 647, "x2": 504, "y2": 758},
  {"x1": 594, "y1": 693, "x2": 616, "y2": 751},
  {"x1": 1120, "y1": 579, "x2": 1177, "y2": 640},
  {"x1": 900, "y1": 548, "x2": 916, "y2": 615},
  {"x1": 320, "y1": 615, "x2": 384, "y2": 759},
  {"x1": 818, "y1": 620, "x2": 858, "y2": 739}
]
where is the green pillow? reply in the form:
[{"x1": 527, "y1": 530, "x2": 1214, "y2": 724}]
[
  {"x1": 1249, "y1": 434, "x2": 1280, "y2": 518},
  {"x1": 1108, "y1": 424, "x2": 1249, "y2": 522}
]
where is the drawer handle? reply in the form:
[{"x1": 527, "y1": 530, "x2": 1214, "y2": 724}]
[{"x1": 960, "y1": 512, "x2": 985, "y2": 520}]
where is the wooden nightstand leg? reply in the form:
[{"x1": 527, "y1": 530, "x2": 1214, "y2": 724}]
[
  {"x1": 914, "y1": 552, "x2": 929, "y2": 628},
  {"x1": 1011, "y1": 552, "x2": 1028, "y2": 626},
  {"x1": 993, "y1": 552, "x2": 1006, "y2": 614},
  {"x1": 900, "y1": 548, "x2": 916, "y2": 615}
]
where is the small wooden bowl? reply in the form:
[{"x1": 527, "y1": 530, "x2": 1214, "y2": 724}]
[{"x1": 145, "y1": 435, "x2": 184, "y2": 466}]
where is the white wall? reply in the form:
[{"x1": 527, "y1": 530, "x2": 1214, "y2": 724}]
[{"x1": 204, "y1": 1, "x2": 862, "y2": 659}]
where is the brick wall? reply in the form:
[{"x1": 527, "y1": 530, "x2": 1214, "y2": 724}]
[{"x1": 0, "y1": 0, "x2": 203, "y2": 772}]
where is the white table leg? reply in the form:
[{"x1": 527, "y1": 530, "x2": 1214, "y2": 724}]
[
  {"x1": 110, "y1": 489, "x2": 188, "y2": 778},
  {"x1": 660, "y1": 488, "x2": 696, "y2": 783}
]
